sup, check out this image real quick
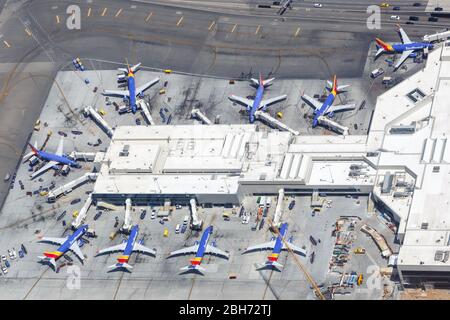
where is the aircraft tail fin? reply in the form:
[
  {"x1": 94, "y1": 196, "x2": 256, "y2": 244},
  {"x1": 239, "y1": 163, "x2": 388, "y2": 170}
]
[
  {"x1": 180, "y1": 264, "x2": 206, "y2": 274},
  {"x1": 326, "y1": 76, "x2": 350, "y2": 94},
  {"x1": 38, "y1": 255, "x2": 57, "y2": 269},
  {"x1": 28, "y1": 142, "x2": 39, "y2": 155},
  {"x1": 251, "y1": 74, "x2": 275, "y2": 88},
  {"x1": 108, "y1": 262, "x2": 133, "y2": 270}
]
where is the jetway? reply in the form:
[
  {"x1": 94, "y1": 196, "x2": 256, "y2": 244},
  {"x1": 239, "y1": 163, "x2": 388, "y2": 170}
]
[
  {"x1": 69, "y1": 152, "x2": 96, "y2": 162},
  {"x1": 72, "y1": 195, "x2": 92, "y2": 228},
  {"x1": 273, "y1": 188, "x2": 284, "y2": 227},
  {"x1": 191, "y1": 108, "x2": 213, "y2": 125},
  {"x1": 84, "y1": 106, "x2": 114, "y2": 138},
  {"x1": 137, "y1": 99, "x2": 155, "y2": 125},
  {"x1": 122, "y1": 198, "x2": 133, "y2": 232},
  {"x1": 317, "y1": 116, "x2": 349, "y2": 136},
  {"x1": 47, "y1": 172, "x2": 98, "y2": 202},
  {"x1": 189, "y1": 198, "x2": 203, "y2": 230},
  {"x1": 254, "y1": 111, "x2": 299, "y2": 136},
  {"x1": 423, "y1": 30, "x2": 450, "y2": 43},
  {"x1": 96, "y1": 201, "x2": 119, "y2": 211}
]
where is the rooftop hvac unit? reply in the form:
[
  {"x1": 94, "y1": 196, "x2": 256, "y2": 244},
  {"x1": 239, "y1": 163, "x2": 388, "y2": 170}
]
[{"x1": 421, "y1": 222, "x2": 429, "y2": 230}]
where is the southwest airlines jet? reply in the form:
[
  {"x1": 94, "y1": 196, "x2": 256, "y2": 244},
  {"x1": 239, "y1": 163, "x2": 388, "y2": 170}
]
[
  {"x1": 25, "y1": 137, "x2": 80, "y2": 179},
  {"x1": 242, "y1": 223, "x2": 306, "y2": 270},
  {"x1": 229, "y1": 74, "x2": 287, "y2": 123},
  {"x1": 96, "y1": 225, "x2": 156, "y2": 271},
  {"x1": 301, "y1": 75, "x2": 355, "y2": 127},
  {"x1": 167, "y1": 226, "x2": 229, "y2": 274},
  {"x1": 38, "y1": 224, "x2": 88, "y2": 270},
  {"x1": 103, "y1": 62, "x2": 159, "y2": 113},
  {"x1": 375, "y1": 25, "x2": 434, "y2": 71}
]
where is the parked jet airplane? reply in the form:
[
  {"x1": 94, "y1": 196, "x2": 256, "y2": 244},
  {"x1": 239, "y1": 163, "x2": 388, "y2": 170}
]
[
  {"x1": 301, "y1": 75, "x2": 355, "y2": 127},
  {"x1": 103, "y1": 62, "x2": 159, "y2": 113},
  {"x1": 242, "y1": 223, "x2": 306, "y2": 270},
  {"x1": 96, "y1": 225, "x2": 156, "y2": 271},
  {"x1": 167, "y1": 225, "x2": 229, "y2": 274},
  {"x1": 38, "y1": 224, "x2": 88, "y2": 270},
  {"x1": 229, "y1": 74, "x2": 287, "y2": 123},
  {"x1": 25, "y1": 137, "x2": 80, "y2": 180},
  {"x1": 375, "y1": 25, "x2": 434, "y2": 70}
]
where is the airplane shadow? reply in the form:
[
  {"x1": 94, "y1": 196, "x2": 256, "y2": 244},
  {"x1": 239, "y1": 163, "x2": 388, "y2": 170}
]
[
  {"x1": 107, "y1": 267, "x2": 132, "y2": 274},
  {"x1": 179, "y1": 269, "x2": 205, "y2": 276}
]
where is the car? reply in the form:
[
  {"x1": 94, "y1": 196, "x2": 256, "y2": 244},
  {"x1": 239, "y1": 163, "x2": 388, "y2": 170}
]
[
  {"x1": 93, "y1": 211, "x2": 102, "y2": 221},
  {"x1": 242, "y1": 215, "x2": 250, "y2": 224},
  {"x1": 21, "y1": 244, "x2": 27, "y2": 255},
  {"x1": 309, "y1": 236, "x2": 318, "y2": 246},
  {"x1": 135, "y1": 118, "x2": 141, "y2": 125},
  {"x1": 151, "y1": 211, "x2": 156, "y2": 219},
  {"x1": 354, "y1": 247, "x2": 366, "y2": 254},
  {"x1": 393, "y1": 6, "x2": 400, "y2": 11},
  {"x1": 1, "y1": 266, "x2": 7, "y2": 275},
  {"x1": 405, "y1": 21, "x2": 414, "y2": 25},
  {"x1": 140, "y1": 209, "x2": 147, "y2": 220},
  {"x1": 390, "y1": 15, "x2": 400, "y2": 20},
  {"x1": 288, "y1": 200, "x2": 296, "y2": 210},
  {"x1": 380, "y1": 3, "x2": 389, "y2": 8},
  {"x1": 413, "y1": 2, "x2": 421, "y2": 6},
  {"x1": 371, "y1": 68, "x2": 384, "y2": 78},
  {"x1": 5, "y1": 260, "x2": 10, "y2": 268},
  {"x1": 159, "y1": 219, "x2": 164, "y2": 225},
  {"x1": 183, "y1": 215, "x2": 189, "y2": 225},
  {"x1": 409, "y1": 16, "x2": 419, "y2": 21},
  {"x1": 435, "y1": 7, "x2": 443, "y2": 11},
  {"x1": 175, "y1": 204, "x2": 182, "y2": 209},
  {"x1": 1, "y1": 255, "x2": 6, "y2": 261},
  {"x1": 70, "y1": 198, "x2": 81, "y2": 205},
  {"x1": 18, "y1": 250, "x2": 24, "y2": 259},
  {"x1": 181, "y1": 224, "x2": 187, "y2": 234},
  {"x1": 428, "y1": 17, "x2": 439, "y2": 22},
  {"x1": 175, "y1": 224, "x2": 180, "y2": 234},
  {"x1": 313, "y1": 3, "x2": 323, "y2": 8}
]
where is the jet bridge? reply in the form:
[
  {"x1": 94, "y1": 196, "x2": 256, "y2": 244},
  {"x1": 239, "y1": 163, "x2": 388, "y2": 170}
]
[
  {"x1": 84, "y1": 106, "x2": 114, "y2": 138},
  {"x1": 317, "y1": 116, "x2": 349, "y2": 136},
  {"x1": 47, "y1": 172, "x2": 98, "y2": 202},
  {"x1": 273, "y1": 189, "x2": 284, "y2": 227},
  {"x1": 122, "y1": 198, "x2": 133, "y2": 233},
  {"x1": 191, "y1": 108, "x2": 213, "y2": 125},
  {"x1": 189, "y1": 198, "x2": 203, "y2": 230},
  {"x1": 254, "y1": 111, "x2": 299, "y2": 135},
  {"x1": 72, "y1": 194, "x2": 92, "y2": 228},
  {"x1": 137, "y1": 99, "x2": 155, "y2": 125}
]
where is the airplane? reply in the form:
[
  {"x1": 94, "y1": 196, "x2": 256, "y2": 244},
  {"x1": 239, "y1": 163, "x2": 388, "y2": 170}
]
[
  {"x1": 103, "y1": 62, "x2": 160, "y2": 113},
  {"x1": 95, "y1": 225, "x2": 156, "y2": 271},
  {"x1": 167, "y1": 225, "x2": 229, "y2": 274},
  {"x1": 242, "y1": 223, "x2": 306, "y2": 270},
  {"x1": 24, "y1": 137, "x2": 80, "y2": 180},
  {"x1": 38, "y1": 224, "x2": 88, "y2": 270},
  {"x1": 374, "y1": 25, "x2": 434, "y2": 71},
  {"x1": 278, "y1": 0, "x2": 293, "y2": 15},
  {"x1": 229, "y1": 74, "x2": 287, "y2": 123},
  {"x1": 301, "y1": 75, "x2": 355, "y2": 127}
]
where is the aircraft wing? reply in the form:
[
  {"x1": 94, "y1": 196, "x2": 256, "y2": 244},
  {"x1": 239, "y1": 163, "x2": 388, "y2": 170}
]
[
  {"x1": 242, "y1": 241, "x2": 276, "y2": 254},
  {"x1": 70, "y1": 242, "x2": 85, "y2": 261},
  {"x1": 135, "y1": 78, "x2": 160, "y2": 96},
  {"x1": 168, "y1": 244, "x2": 199, "y2": 257},
  {"x1": 39, "y1": 237, "x2": 67, "y2": 246},
  {"x1": 96, "y1": 243, "x2": 127, "y2": 255},
  {"x1": 132, "y1": 243, "x2": 156, "y2": 256},
  {"x1": 205, "y1": 244, "x2": 230, "y2": 259},
  {"x1": 55, "y1": 137, "x2": 64, "y2": 156},
  {"x1": 398, "y1": 27, "x2": 412, "y2": 44},
  {"x1": 31, "y1": 160, "x2": 58, "y2": 179},
  {"x1": 259, "y1": 95, "x2": 287, "y2": 110},
  {"x1": 326, "y1": 103, "x2": 356, "y2": 114},
  {"x1": 229, "y1": 95, "x2": 253, "y2": 108},
  {"x1": 282, "y1": 242, "x2": 307, "y2": 256},
  {"x1": 103, "y1": 89, "x2": 130, "y2": 97},
  {"x1": 394, "y1": 50, "x2": 413, "y2": 70},
  {"x1": 301, "y1": 94, "x2": 322, "y2": 110}
]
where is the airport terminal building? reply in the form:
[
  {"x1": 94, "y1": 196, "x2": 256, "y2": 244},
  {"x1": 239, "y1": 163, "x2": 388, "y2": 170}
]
[{"x1": 91, "y1": 41, "x2": 450, "y2": 288}]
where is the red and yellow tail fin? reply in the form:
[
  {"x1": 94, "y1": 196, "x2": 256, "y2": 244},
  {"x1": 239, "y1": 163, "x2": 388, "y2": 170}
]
[{"x1": 375, "y1": 38, "x2": 392, "y2": 51}]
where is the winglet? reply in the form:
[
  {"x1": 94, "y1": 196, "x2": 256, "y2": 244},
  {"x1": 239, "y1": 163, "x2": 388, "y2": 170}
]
[{"x1": 28, "y1": 143, "x2": 38, "y2": 155}]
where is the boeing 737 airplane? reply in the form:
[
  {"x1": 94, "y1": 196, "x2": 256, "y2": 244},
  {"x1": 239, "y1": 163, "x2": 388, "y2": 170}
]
[
  {"x1": 301, "y1": 75, "x2": 355, "y2": 127},
  {"x1": 24, "y1": 137, "x2": 80, "y2": 180},
  {"x1": 103, "y1": 62, "x2": 160, "y2": 113},
  {"x1": 167, "y1": 226, "x2": 229, "y2": 274},
  {"x1": 242, "y1": 223, "x2": 306, "y2": 270},
  {"x1": 96, "y1": 225, "x2": 156, "y2": 271},
  {"x1": 375, "y1": 25, "x2": 434, "y2": 71},
  {"x1": 229, "y1": 74, "x2": 287, "y2": 123},
  {"x1": 38, "y1": 224, "x2": 88, "y2": 270}
]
